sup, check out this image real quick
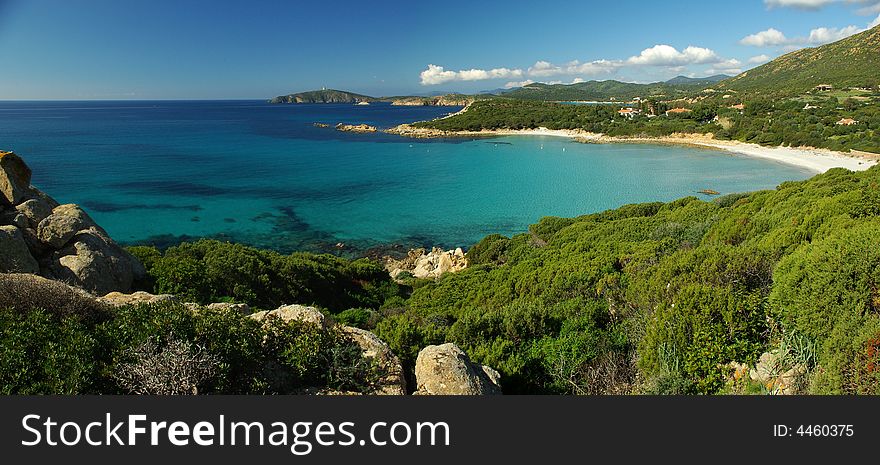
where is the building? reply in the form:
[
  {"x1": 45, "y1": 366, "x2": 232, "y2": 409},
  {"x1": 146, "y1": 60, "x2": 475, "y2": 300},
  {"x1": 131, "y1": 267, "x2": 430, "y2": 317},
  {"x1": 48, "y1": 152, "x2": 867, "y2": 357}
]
[
  {"x1": 665, "y1": 108, "x2": 692, "y2": 116},
  {"x1": 814, "y1": 84, "x2": 833, "y2": 91},
  {"x1": 729, "y1": 103, "x2": 745, "y2": 110},
  {"x1": 618, "y1": 108, "x2": 641, "y2": 118},
  {"x1": 836, "y1": 118, "x2": 858, "y2": 126}
]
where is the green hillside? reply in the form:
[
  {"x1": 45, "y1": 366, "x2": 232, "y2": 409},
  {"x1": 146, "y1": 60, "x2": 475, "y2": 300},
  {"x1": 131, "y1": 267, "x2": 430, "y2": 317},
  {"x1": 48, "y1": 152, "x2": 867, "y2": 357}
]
[
  {"x1": 721, "y1": 24, "x2": 880, "y2": 95},
  {"x1": 501, "y1": 80, "x2": 700, "y2": 102}
]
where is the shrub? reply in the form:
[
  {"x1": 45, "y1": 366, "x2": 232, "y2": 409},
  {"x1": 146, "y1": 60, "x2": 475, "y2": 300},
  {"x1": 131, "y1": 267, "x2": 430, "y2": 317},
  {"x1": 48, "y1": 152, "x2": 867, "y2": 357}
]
[{"x1": 114, "y1": 338, "x2": 219, "y2": 395}]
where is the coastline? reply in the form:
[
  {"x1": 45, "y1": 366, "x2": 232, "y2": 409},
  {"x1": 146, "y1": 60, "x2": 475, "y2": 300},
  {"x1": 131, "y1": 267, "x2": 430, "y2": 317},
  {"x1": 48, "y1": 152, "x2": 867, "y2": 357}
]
[{"x1": 385, "y1": 125, "x2": 878, "y2": 173}]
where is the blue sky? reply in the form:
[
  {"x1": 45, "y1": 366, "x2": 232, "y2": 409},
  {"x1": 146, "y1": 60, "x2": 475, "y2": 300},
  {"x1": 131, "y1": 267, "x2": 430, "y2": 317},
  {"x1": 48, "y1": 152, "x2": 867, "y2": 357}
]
[{"x1": 0, "y1": 0, "x2": 878, "y2": 99}]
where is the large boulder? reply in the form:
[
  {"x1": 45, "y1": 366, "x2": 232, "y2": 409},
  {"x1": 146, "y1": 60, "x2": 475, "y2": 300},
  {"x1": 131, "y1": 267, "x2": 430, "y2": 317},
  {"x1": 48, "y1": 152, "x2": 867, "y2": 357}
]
[
  {"x1": 341, "y1": 326, "x2": 407, "y2": 395},
  {"x1": 0, "y1": 225, "x2": 39, "y2": 274},
  {"x1": 15, "y1": 197, "x2": 54, "y2": 229},
  {"x1": 0, "y1": 151, "x2": 32, "y2": 206},
  {"x1": 46, "y1": 228, "x2": 144, "y2": 295},
  {"x1": 414, "y1": 343, "x2": 502, "y2": 395},
  {"x1": 37, "y1": 204, "x2": 100, "y2": 248},
  {"x1": 98, "y1": 291, "x2": 178, "y2": 307},
  {"x1": 249, "y1": 304, "x2": 329, "y2": 328}
]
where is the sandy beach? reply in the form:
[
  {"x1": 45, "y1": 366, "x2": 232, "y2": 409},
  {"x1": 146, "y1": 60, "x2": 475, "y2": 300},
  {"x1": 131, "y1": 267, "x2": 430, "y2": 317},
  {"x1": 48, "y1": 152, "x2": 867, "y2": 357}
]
[{"x1": 386, "y1": 125, "x2": 878, "y2": 173}]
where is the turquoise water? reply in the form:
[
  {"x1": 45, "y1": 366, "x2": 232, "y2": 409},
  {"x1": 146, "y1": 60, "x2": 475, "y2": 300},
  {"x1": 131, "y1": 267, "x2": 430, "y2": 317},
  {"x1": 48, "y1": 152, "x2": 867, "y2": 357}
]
[{"x1": 0, "y1": 100, "x2": 814, "y2": 254}]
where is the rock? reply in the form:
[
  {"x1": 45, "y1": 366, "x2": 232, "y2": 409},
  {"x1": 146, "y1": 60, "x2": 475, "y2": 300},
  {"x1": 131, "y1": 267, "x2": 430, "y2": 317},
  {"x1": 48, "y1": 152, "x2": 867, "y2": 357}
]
[
  {"x1": 385, "y1": 246, "x2": 468, "y2": 280},
  {"x1": 0, "y1": 151, "x2": 32, "y2": 206},
  {"x1": 46, "y1": 228, "x2": 140, "y2": 295},
  {"x1": 0, "y1": 225, "x2": 39, "y2": 273},
  {"x1": 341, "y1": 326, "x2": 407, "y2": 395},
  {"x1": 414, "y1": 343, "x2": 502, "y2": 395},
  {"x1": 37, "y1": 204, "x2": 99, "y2": 248},
  {"x1": 249, "y1": 304, "x2": 328, "y2": 328},
  {"x1": 206, "y1": 302, "x2": 251, "y2": 314},
  {"x1": 749, "y1": 350, "x2": 807, "y2": 395},
  {"x1": 335, "y1": 123, "x2": 378, "y2": 133},
  {"x1": 98, "y1": 291, "x2": 177, "y2": 307},
  {"x1": 15, "y1": 198, "x2": 53, "y2": 228}
]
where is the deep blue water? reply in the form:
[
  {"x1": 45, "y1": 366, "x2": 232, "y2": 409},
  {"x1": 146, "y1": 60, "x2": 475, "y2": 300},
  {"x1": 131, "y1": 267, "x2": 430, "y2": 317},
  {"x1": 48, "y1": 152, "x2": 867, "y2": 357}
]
[{"x1": 0, "y1": 100, "x2": 814, "y2": 254}]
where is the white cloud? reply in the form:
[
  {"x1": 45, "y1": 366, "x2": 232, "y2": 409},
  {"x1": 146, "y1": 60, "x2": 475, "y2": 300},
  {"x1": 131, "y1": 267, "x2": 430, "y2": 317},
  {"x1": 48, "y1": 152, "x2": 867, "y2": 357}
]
[
  {"x1": 527, "y1": 59, "x2": 621, "y2": 77},
  {"x1": 765, "y1": 0, "x2": 880, "y2": 14},
  {"x1": 503, "y1": 77, "x2": 588, "y2": 89},
  {"x1": 870, "y1": 13, "x2": 880, "y2": 27},
  {"x1": 748, "y1": 54, "x2": 772, "y2": 64},
  {"x1": 808, "y1": 25, "x2": 863, "y2": 43},
  {"x1": 765, "y1": 0, "x2": 835, "y2": 9},
  {"x1": 419, "y1": 64, "x2": 523, "y2": 85},
  {"x1": 741, "y1": 20, "x2": 869, "y2": 48},
  {"x1": 504, "y1": 80, "x2": 535, "y2": 89},
  {"x1": 704, "y1": 59, "x2": 743, "y2": 76},
  {"x1": 626, "y1": 45, "x2": 720, "y2": 66},
  {"x1": 740, "y1": 28, "x2": 790, "y2": 46}
]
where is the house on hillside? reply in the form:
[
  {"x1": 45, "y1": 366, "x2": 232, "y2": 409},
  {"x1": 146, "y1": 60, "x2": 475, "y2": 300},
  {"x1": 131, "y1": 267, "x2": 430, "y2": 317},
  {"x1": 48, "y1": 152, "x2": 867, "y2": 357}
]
[
  {"x1": 729, "y1": 103, "x2": 745, "y2": 110},
  {"x1": 814, "y1": 84, "x2": 833, "y2": 92},
  {"x1": 618, "y1": 108, "x2": 641, "y2": 118},
  {"x1": 665, "y1": 108, "x2": 692, "y2": 116},
  {"x1": 836, "y1": 118, "x2": 858, "y2": 126}
]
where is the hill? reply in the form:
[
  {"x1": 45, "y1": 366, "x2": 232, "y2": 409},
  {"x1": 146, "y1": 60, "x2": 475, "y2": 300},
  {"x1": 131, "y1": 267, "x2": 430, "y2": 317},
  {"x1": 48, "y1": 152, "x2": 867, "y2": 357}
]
[
  {"x1": 500, "y1": 80, "x2": 701, "y2": 102},
  {"x1": 268, "y1": 89, "x2": 377, "y2": 104},
  {"x1": 665, "y1": 74, "x2": 729, "y2": 85},
  {"x1": 721, "y1": 24, "x2": 880, "y2": 95}
]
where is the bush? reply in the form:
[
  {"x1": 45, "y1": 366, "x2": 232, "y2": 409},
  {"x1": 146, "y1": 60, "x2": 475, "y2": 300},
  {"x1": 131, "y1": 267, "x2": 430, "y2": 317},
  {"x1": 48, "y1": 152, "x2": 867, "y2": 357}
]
[
  {"x1": 0, "y1": 274, "x2": 109, "y2": 324},
  {"x1": 133, "y1": 240, "x2": 402, "y2": 311}
]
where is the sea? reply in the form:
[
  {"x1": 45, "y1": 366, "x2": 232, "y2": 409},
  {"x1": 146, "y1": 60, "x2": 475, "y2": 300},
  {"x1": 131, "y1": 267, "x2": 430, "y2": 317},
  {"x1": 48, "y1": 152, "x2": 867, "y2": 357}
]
[{"x1": 0, "y1": 100, "x2": 815, "y2": 256}]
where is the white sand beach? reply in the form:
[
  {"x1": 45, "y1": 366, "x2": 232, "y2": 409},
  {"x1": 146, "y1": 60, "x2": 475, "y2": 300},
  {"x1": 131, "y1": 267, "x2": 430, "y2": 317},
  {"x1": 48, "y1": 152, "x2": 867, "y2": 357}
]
[{"x1": 386, "y1": 124, "x2": 878, "y2": 173}]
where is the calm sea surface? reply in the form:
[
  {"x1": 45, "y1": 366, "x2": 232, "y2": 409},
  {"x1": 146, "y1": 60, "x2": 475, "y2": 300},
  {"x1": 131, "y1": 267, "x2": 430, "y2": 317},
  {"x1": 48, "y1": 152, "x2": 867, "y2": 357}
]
[{"x1": 0, "y1": 100, "x2": 814, "y2": 254}]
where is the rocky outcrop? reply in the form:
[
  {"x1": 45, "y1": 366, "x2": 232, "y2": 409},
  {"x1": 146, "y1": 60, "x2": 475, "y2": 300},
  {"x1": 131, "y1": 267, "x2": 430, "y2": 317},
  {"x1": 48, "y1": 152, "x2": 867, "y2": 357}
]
[
  {"x1": 249, "y1": 304, "x2": 329, "y2": 328},
  {"x1": 335, "y1": 123, "x2": 377, "y2": 133},
  {"x1": 386, "y1": 247, "x2": 467, "y2": 280},
  {"x1": 250, "y1": 303, "x2": 407, "y2": 395},
  {"x1": 0, "y1": 151, "x2": 144, "y2": 294},
  {"x1": 414, "y1": 343, "x2": 502, "y2": 395},
  {"x1": 0, "y1": 151, "x2": 33, "y2": 206},
  {"x1": 342, "y1": 326, "x2": 407, "y2": 395}
]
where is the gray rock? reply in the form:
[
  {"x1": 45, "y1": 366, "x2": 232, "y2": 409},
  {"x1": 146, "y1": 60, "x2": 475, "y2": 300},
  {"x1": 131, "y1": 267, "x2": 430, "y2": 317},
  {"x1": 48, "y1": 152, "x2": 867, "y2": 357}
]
[
  {"x1": 206, "y1": 302, "x2": 251, "y2": 314},
  {"x1": 0, "y1": 151, "x2": 32, "y2": 206},
  {"x1": 414, "y1": 343, "x2": 502, "y2": 395},
  {"x1": 15, "y1": 198, "x2": 53, "y2": 228},
  {"x1": 46, "y1": 228, "x2": 138, "y2": 295},
  {"x1": 37, "y1": 204, "x2": 99, "y2": 248},
  {"x1": 98, "y1": 291, "x2": 178, "y2": 307},
  {"x1": 342, "y1": 326, "x2": 407, "y2": 395},
  {"x1": 249, "y1": 304, "x2": 328, "y2": 328},
  {"x1": 0, "y1": 225, "x2": 39, "y2": 273}
]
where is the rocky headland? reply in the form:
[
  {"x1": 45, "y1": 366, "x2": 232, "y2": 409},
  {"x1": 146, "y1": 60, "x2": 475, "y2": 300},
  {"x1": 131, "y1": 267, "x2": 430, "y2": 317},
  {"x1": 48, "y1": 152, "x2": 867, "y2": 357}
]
[{"x1": 1, "y1": 151, "x2": 144, "y2": 295}]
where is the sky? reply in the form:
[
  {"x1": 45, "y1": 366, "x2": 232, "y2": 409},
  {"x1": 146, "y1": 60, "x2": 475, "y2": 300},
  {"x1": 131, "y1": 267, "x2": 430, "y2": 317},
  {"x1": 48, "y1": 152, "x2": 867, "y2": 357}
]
[{"x1": 0, "y1": 0, "x2": 879, "y2": 99}]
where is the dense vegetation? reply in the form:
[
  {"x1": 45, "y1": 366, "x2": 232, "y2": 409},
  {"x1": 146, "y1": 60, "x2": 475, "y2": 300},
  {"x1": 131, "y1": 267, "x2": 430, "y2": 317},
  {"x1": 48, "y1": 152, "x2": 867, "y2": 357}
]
[
  {"x1": 373, "y1": 165, "x2": 880, "y2": 394},
  {"x1": 128, "y1": 240, "x2": 402, "y2": 312},
  {"x1": 416, "y1": 91, "x2": 880, "y2": 153},
  {"x1": 0, "y1": 276, "x2": 381, "y2": 394},
  {"x1": 501, "y1": 79, "x2": 712, "y2": 102}
]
